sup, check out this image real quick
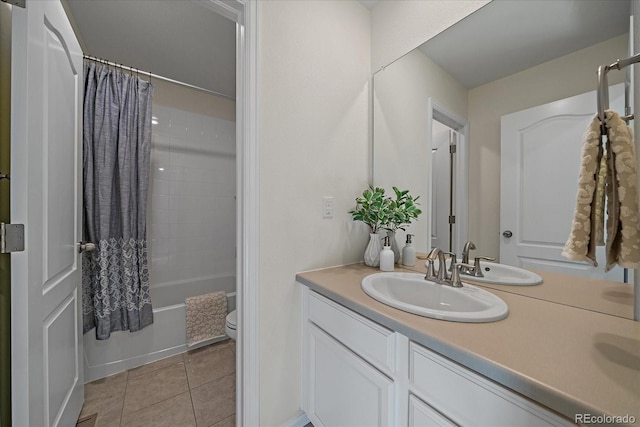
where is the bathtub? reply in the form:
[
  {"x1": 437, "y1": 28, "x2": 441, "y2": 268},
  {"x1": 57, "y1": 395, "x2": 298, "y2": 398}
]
[{"x1": 83, "y1": 274, "x2": 236, "y2": 382}]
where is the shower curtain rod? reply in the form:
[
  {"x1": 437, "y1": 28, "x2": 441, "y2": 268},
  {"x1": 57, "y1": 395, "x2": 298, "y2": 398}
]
[{"x1": 83, "y1": 54, "x2": 235, "y2": 101}]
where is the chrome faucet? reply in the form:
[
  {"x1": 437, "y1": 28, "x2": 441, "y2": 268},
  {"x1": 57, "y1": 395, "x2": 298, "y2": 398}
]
[
  {"x1": 425, "y1": 247, "x2": 471, "y2": 288},
  {"x1": 462, "y1": 241, "x2": 476, "y2": 264},
  {"x1": 459, "y1": 241, "x2": 496, "y2": 277},
  {"x1": 426, "y1": 248, "x2": 448, "y2": 281}
]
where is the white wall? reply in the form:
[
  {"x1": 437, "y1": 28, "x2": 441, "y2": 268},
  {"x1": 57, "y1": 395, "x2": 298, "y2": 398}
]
[
  {"x1": 257, "y1": 1, "x2": 371, "y2": 425},
  {"x1": 467, "y1": 34, "x2": 627, "y2": 259},
  {"x1": 148, "y1": 80, "x2": 236, "y2": 291},
  {"x1": 371, "y1": 0, "x2": 489, "y2": 71}
]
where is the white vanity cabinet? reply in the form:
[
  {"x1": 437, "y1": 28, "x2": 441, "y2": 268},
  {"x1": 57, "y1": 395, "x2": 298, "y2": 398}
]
[
  {"x1": 303, "y1": 289, "x2": 397, "y2": 427},
  {"x1": 301, "y1": 287, "x2": 575, "y2": 427},
  {"x1": 306, "y1": 323, "x2": 395, "y2": 426}
]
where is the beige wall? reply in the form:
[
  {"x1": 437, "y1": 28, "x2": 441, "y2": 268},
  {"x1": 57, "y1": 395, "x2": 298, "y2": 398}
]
[
  {"x1": 373, "y1": 48, "x2": 467, "y2": 252},
  {"x1": 371, "y1": 0, "x2": 489, "y2": 71},
  {"x1": 468, "y1": 34, "x2": 628, "y2": 259},
  {"x1": 257, "y1": 1, "x2": 371, "y2": 424}
]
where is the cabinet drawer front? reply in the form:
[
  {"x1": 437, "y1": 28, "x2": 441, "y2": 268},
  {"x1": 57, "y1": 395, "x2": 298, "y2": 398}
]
[
  {"x1": 308, "y1": 323, "x2": 395, "y2": 427},
  {"x1": 308, "y1": 290, "x2": 396, "y2": 374},
  {"x1": 409, "y1": 395, "x2": 457, "y2": 427},
  {"x1": 409, "y1": 343, "x2": 573, "y2": 427}
]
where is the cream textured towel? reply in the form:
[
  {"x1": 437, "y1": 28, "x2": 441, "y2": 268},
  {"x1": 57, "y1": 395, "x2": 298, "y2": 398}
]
[
  {"x1": 185, "y1": 291, "x2": 227, "y2": 346},
  {"x1": 562, "y1": 116, "x2": 602, "y2": 265},
  {"x1": 603, "y1": 110, "x2": 640, "y2": 271},
  {"x1": 594, "y1": 149, "x2": 608, "y2": 245},
  {"x1": 563, "y1": 110, "x2": 640, "y2": 270}
]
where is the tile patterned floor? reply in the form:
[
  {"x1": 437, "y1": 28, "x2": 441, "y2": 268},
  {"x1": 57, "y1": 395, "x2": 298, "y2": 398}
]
[{"x1": 79, "y1": 340, "x2": 236, "y2": 427}]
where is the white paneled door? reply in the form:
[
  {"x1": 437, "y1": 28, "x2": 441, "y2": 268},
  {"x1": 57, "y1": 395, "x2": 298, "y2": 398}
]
[
  {"x1": 430, "y1": 122, "x2": 453, "y2": 252},
  {"x1": 500, "y1": 83, "x2": 626, "y2": 282},
  {"x1": 11, "y1": 1, "x2": 84, "y2": 426}
]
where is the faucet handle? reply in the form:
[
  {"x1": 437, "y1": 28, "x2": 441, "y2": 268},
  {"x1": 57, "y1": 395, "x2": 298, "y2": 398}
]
[
  {"x1": 424, "y1": 259, "x2": 436, "y2": 280},
  {"x1": 438, "y1": 251, "x2": 454, "y2": 280},
  {"x1": 442, "y1": 251, "x2": 456, "y2": 274},
  {"x1": 426, "y1": 247, "x2": 441, "y2": 260},
  {"x1": 451, "y1": 263, "x2": 475, "y2": 287},
  {"x1": 473, "y1": 256, "x2": 496, "y2": 277}
]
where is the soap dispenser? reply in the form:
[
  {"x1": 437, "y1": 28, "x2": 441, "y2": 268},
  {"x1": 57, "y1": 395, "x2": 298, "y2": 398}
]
[
  {"x1": 380, "y1": 236, "x2": 394, "y2": 272},
  {"x1": 402, "y1": 234, "x2": 416, "y2": 267}
]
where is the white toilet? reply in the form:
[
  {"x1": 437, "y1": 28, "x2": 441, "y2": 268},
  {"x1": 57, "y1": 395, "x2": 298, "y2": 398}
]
[{"x1": 225, "y1": 309, "x2": 237, "y2": 341}]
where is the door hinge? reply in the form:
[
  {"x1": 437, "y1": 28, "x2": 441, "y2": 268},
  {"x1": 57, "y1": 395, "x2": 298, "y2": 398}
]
[
  {"x1": 0, "y1": 223, "x2": 25, "y2": 253},
  {"x1": 449, "y1": 215, "x2": 456, "y2": 224},
  {"x1": 449, "y1": 144, "x2": 457, "y2": 154},
  {"x1": 1, "y1": 0, "x2": 25, "y2": 8}
]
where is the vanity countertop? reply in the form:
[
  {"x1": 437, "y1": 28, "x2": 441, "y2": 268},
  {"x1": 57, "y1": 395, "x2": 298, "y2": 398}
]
[
  {"x1": 296, "y1": 263, "x2": 640, "y2": 425},
  {"x1": 402, "y1": 256, "x2": 635, "y2": 320}
]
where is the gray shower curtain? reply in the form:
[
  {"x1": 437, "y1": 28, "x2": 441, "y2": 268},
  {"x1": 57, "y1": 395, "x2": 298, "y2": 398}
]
[{"x1": 82, "y1": 61, "x2": 154, "y2": 340}]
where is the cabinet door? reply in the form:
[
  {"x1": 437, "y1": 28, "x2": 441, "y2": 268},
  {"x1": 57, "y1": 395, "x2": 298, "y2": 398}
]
[
  {"x1": 409, "y1": 343, "x2": 574, "y2": 427},
  {"x1": 409, "y1": 395, "x2": 457, "y2": 427},
  {"x1": 307, "y1": 323, "x2": 394, "y2": 427}
]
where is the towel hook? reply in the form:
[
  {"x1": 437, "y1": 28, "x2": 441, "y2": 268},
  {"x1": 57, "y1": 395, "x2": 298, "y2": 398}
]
[
  {"x1": 597, "y1": 52, "x2": 640, "y2": 123},
  {"x1": 597, "y1": 64, "x2": 610, "y2": 123}
]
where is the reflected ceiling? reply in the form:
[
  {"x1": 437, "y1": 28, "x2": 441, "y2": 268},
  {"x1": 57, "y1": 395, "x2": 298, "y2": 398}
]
[{"x1": 419, "y1": 0, "x2": 630, "y2": 88}]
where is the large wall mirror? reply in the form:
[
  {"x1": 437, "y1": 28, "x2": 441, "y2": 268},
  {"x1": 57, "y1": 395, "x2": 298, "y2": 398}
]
[{"x1": 373, "y1": 0, "x2": 632, "y2": 290}]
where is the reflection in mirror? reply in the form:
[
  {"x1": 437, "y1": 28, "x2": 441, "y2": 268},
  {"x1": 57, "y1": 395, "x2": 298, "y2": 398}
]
[
  {"x1": 373, "y1": 0, "x2": 631, "y2": 284},
  {"x1": 373, "y1": 43, "x2": 469, "y2": 256}
]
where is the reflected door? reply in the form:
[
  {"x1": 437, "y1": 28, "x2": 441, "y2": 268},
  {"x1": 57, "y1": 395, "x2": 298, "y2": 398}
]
[
  {"x1": 431, "y1": 122, "x2": 459, "y2": 253},
  {"x1": 11, "y1": 1, "x2": 84, "y2": 425},
  {"x1": 500, "y1": 83, "x2": 626, "y2": 282}
]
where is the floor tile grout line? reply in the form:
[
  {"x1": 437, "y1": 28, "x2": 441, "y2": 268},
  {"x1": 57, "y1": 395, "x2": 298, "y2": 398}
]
[
  {"x1": 183, "y1": 352, "x2": 194, "y2": 390},
  {"x1": 189, "y1": 389, "x2": 199, "y2": 426},
  {"x1": 127, "y1": 353, "x2": 185, "y2": 381},
  {"x1": 120, "y1": 363, "x2": 191, "y2": 422},
  {"x1": 184, "y1": 355, "x2": 202, "y2": 426},
  {"x1": 85, "y1": 342, "x2": 234, "y2": 427},
  {"x1": 190, "y1": 370, "x2": 236, "y2": 394},
  {"x1": 118, "y1": 373, "x2": 128, "y2": 427},
  {"x1": 207, "y1": 413, "x2": 235, "y2": 427},
  {"x1": 185, "y1": 346, "x2": 236, "y2": 391},
  {"x1": 120, "y1": 389, "x2": 197, "y2": 425}
]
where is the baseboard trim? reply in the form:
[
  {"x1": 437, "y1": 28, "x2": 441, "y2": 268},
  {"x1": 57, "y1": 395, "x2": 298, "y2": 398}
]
[{"x1": 282, "y1": 411, "x2": 311, "y2": 427}]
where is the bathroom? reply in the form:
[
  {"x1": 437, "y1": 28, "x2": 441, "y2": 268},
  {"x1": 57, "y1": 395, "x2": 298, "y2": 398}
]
[
  {"x1": 71, "y1": 1, "x2": 240, "y2": 425},
  {"x1": 1, "y1": 0, "x2": 639, "y2": 426}
]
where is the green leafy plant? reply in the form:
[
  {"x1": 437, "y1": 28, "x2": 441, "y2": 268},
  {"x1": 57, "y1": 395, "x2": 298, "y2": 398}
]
[
  {"x1": 384, "y1": 187, "x2": 422, "y2": 232},
  {"x1": 348, "y1": 186, "x2": 391, "y2": 234}
]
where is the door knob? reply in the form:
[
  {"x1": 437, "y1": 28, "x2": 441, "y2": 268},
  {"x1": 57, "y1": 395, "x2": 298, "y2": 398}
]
[
  {"x1": 78, "y1": 242, "x2": 96, "y2": 253},
  {"x1": 502, "y1": 230, "x2": 513, "y2": 238}
]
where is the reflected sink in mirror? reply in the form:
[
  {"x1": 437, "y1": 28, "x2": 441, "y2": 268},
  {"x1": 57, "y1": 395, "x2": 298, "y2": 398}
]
[
  {"x1": 461, "y1": 262, "x2": 543, "y2": 286},
  {"x1": 434, "y1": 258, "x2": 544, "y2": 286},
  {"x1": 361, "y1": 272, "x2": 508, "y2": 323}
]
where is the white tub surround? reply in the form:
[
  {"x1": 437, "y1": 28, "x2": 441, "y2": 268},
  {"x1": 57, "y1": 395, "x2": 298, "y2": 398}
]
[
  {"x1": 83, "y1": 275, "x2": 235, "y2": 382},
  {"x1": 147, "y1": 102, "x2": 236, "y2": 285}
]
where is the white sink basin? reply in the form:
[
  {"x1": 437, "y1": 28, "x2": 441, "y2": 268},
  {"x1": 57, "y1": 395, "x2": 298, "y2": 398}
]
[
  {"x1": 361, "y1": 272, "x2": 508, "y2": 323},
  {"x1": 461, "y1": 262, "x2": 543, "y2": 286}
]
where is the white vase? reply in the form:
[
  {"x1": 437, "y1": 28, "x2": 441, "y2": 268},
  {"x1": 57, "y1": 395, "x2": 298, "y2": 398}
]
[
  {"x1": 387, "y1": 230, "x2": 400, "y2": 264},
  {"x1": 364, "y1": 233, "x2": 382, "y2": 267}
]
